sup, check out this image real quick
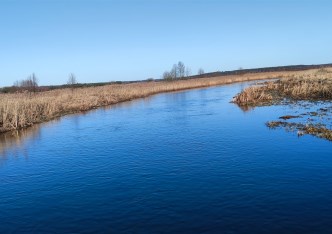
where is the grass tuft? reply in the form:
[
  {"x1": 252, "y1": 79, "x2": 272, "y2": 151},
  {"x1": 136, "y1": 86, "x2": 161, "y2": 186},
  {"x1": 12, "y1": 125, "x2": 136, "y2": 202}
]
[{"x1": 233, "y1": 68, "x2": 332, "y2": 106}]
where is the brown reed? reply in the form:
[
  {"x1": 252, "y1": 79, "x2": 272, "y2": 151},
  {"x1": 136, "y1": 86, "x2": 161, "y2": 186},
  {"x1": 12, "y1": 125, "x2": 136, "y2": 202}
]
[
  {"x1": 0, "y1": 69, "x2": 323, "y2": 134},
  {"x1": 233, "y1": 68, "x2": 332, "y2": 106}
]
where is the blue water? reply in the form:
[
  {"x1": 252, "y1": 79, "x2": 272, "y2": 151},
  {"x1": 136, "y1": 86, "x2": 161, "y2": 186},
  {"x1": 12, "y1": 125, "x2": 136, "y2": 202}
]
[{"x1": 0, "y1": 82, "x2": 331, "y2": 233}]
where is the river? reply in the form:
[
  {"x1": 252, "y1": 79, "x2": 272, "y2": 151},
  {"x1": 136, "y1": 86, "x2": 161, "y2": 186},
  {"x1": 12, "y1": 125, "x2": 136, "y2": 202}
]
[{"x1": 0, "y1": 81, "x2": 331, "y2": 233}]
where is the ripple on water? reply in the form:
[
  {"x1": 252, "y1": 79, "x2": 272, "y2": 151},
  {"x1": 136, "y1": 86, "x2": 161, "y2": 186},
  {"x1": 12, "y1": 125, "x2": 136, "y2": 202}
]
[{"x1": 0, "y1": 82, "x2": 331, "y2": 233}]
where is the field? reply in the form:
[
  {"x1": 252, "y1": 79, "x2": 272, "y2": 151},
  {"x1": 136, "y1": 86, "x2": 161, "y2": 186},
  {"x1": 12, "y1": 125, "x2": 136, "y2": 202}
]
[{"x1": 0, "y1": 69, "x2": 329, "y2": 134}]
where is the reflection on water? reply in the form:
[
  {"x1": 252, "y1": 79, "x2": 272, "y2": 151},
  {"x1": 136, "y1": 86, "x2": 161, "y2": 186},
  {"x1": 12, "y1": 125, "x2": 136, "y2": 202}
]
[
  {"x1": 100, "y1": 96, "x2": 155, "y2": 111},
  {"x1": 236, "y1": 104, "x2": 255, "y2": 112},
  {"x1": 0, "y1": 118, "x2": 62, "y2": 163},
  {"x1": 0, "y1": 127, "x2": 40, "y2": 163},
  {"x1": 0, "y1": 81, "x2": 258, "y2": 157},
  {"x1": 0, "y1": 81, "x2": 331, "y2": 233}
]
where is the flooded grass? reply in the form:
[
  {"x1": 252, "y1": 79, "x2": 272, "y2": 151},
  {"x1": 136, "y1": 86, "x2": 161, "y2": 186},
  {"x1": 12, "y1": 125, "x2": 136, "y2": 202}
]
[
  {"x1": 279, "y1": 115, "x2": 301, "y2": 120},
  {"x1": 267, "y1": 121, "x2": 332, "y2": 141},
  {"x1": 266, "y1": 103, "x2": 332, "y2": 141},
  {"x1": 233, "y1": 68, "x2": 332, "y2": 141}
]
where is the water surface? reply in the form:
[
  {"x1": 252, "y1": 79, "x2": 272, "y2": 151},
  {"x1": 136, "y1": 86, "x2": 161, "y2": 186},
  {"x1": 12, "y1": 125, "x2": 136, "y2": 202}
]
[{"x1": 0, "y1": 82, "x2": 331, "y2": 233}]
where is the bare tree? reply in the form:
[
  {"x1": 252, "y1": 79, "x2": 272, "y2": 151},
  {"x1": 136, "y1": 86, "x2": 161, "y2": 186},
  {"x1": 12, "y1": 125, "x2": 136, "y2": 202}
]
[
  {"x1": 163, "y1": 71, "x2": 173, "y2": 81},
  {"x1": 31, "y1": 73, "x2": 38, "y2": 93},
  {"x1": 198, "y1": 68, "x2": 205, "y2": 75},
  {"x1": 14, "y1": 73, "x2": 39, "y2": 93},
  {"x1": 67, "y1": 73, "x2": 77, "y2": 91},
  {"x1": 162, "y1": 61, "x2": 189, "y2": 81},
  {"x1": 171, "y1": 64, "x2": 178, "y2": 79},
  {"x1": 177, "y1": 61, "x2": 185, "y2": 78},
  {"x1": 67, "y1": 73, "x2": 77, "y2": 86}
]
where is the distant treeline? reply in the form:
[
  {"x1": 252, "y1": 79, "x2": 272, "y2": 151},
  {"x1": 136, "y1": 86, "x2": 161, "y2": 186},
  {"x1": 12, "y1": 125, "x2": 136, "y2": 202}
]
[
  {"x1": 1, "y1": 63, "x2": 332, "y2": 93},
  {"x1": 0, "y1": 81, "x2": 129, "y2": 94},
  {"x1": 190, "y1": 63, "x2": 332, "y2": 79}
]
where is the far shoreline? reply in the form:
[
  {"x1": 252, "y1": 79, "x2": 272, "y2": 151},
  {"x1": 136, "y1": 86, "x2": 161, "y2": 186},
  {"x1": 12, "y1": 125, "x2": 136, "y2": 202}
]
[{"x1": 1, "y1": 67, "x2": 331, "y2": 136}]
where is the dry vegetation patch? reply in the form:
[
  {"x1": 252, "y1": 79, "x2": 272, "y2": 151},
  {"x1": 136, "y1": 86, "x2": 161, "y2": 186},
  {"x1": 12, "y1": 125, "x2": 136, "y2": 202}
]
[
  {"x1": 1, "y1": 71, "x2": 290, "y2": 134},
  {"x1": 232, "y1": 68, "x2": 332, "y2": 142},
  {"x1": 1, "y1": 68, "x2": 331, "y2": 135},
  {"x1": 233, "y1": 68, "x2": 332, "y2": 106}
]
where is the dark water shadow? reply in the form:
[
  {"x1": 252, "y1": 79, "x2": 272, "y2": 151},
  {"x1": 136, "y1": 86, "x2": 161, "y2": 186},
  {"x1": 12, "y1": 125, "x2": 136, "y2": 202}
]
[
  {"x1": 0, "y1": 127, "x2": 40, "y2": 164},
  {"x1": 0, "y1": 79, "x2": 273, "y2": 159},
  {"x1": 0, "y1": 119, "x2": 61, "y2": 164}
]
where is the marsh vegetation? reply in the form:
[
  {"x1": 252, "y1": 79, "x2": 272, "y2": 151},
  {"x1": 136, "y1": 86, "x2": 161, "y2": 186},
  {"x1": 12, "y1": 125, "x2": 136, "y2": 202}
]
[
  {"x1": 1, "y1": 67, "x2": 332, "y2": 136},
  {"x1": 233, "y1": 68, "x2": 332, "y2": 141},
  {"x1": 233, "y1": 68, "x2": 332, "y2": 106},
  {"x1": 0, "y1": 71, "x2": 290, "y2": 134}
]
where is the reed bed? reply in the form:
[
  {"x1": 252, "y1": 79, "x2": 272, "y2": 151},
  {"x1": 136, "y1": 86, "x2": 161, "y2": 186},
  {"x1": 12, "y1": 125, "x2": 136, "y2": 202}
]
[
  {"x1": 233, "y1": 68, "x2": 332, "y2": 106},
  {"x1": 0, "y1": 70, "x2": 321, "y2": 134}
]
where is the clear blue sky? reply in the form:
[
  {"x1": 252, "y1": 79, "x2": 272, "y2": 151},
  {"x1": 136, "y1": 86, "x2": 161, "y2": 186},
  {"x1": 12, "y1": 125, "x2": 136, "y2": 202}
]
[{"x1": 1, "y1": 0, "x2": 332, "y2": 87}]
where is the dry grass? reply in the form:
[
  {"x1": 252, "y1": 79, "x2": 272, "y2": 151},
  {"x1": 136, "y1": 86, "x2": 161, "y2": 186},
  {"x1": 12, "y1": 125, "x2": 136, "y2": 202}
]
[
  {"x1": 233, "y1": 68, "x2": 332, "y2": 106},
  {"x1": 0, "y1": 69, "x2": 323, "y2": 134}
]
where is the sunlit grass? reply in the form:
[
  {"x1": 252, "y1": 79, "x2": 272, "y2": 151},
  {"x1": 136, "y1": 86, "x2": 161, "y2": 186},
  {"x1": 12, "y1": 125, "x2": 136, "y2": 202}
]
[
  {"x1": 233, "y1": 68, "x2": 332, "y2": 106},
  {"x1": 0, "y1": 69, "x2": 322, "y2": 134}
]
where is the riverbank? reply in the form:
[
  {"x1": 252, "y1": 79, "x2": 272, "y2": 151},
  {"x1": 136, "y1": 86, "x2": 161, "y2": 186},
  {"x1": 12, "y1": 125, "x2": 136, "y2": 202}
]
[
  {"x1": 233, "y1": 68, "x2": 332, "y2": 106},
  {"x1": 0, "y1": 68, "x2": 328, "y2": 134},
  {"x1": 232, "y1": 68, "x2": 332, "y2": 141}
]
